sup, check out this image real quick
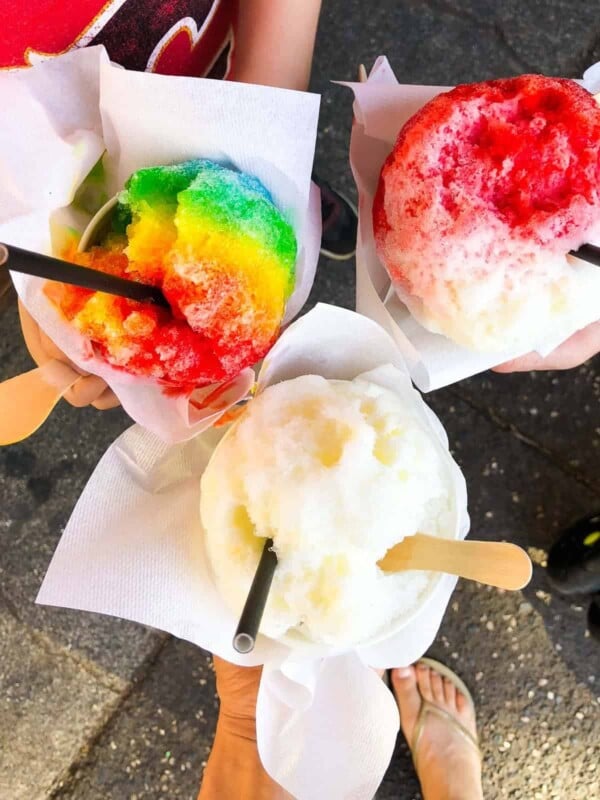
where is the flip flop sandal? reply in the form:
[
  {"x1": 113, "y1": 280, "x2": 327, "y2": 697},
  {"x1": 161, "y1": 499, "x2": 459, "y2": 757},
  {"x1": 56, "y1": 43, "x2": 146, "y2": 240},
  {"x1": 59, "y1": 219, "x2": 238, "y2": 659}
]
[
  {"x1": 410, "y1": 658, "x2": 481, "y2": 774},
  {"x1": 588, "y1": 592, "x2": 600, "y2": 642},
  {"x1": 546, "y1": 511, "x2": 600, "y2": 595}
]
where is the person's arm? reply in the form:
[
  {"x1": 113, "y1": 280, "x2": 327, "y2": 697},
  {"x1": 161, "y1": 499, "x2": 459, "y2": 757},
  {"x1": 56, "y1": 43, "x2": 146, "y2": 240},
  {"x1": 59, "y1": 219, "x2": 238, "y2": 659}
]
[
  {"x1": 493, "y1": 320, "x2": 600, "y2": 372},
  {"x1": 17, "y1": 1, "x2": 323, "y2": 409},
  {"x1": 229, "y1": 0, "x2": 322, "y2": 91}
]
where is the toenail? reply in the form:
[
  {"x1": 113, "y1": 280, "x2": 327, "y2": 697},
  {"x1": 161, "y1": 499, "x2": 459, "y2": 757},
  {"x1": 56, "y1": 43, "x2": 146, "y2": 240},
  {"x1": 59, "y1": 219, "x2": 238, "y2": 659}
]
[{"x1": 394, "y1": 667, "x2": 412, "y2": 678}]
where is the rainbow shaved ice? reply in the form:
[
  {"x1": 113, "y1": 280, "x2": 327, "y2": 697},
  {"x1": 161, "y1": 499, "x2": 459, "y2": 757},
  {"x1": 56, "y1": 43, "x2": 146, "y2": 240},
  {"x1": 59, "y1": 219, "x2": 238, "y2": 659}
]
[
  {"x1": 373, "y1": 75, "x2": 600, "y2": 352},
  {"x1": 201, "y1": 375, "x2": 457, "y2": 647},
  {"x1": 47, "y1": 160, "x2": 297, "y2": 388}
]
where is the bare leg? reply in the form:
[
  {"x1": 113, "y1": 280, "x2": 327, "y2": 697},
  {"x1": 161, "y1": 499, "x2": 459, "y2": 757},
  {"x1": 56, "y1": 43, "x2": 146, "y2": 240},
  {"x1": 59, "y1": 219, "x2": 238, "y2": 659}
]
[{"x1": 198, "y1": 656, "x2": 290, "y2": 800}]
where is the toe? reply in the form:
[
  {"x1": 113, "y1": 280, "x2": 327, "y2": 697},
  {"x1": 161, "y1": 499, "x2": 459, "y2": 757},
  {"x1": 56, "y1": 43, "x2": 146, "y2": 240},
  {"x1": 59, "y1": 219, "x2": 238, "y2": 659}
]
[
  {"x1": 456, "y1": 689, "x2": 468, "y2": 713},
  {"x1": 430, "y1": 669, "x2": 445, "y2": 705},
  {"x1": 416, "y1": 662, "x2": 433, "y2": 702},
  {"x1": 443, "y1": 677, "x2": 457, "y2": 709},
  {"x1": 456, "y1": 691, "x2": 476, "y2": 735},
  {"x1": 391, "y1": 666, "x2": 421, "y2": 740},
  {"x1": 454, "y1": 687, "x2": 478, "y2": 737}
]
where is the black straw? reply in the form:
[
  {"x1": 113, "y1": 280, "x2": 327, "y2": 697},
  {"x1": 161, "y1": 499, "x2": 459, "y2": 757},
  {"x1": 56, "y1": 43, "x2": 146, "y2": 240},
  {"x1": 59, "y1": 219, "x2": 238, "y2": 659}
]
[
  {"x1": 0, "y1": 243, "x2": 169, "y2": 308},
  {"x1": 233, "y1": 539, "x2": 277, "y2": 654},
  {"x1": 571, "y1": 244, "x2": 600, "y2": 267}
]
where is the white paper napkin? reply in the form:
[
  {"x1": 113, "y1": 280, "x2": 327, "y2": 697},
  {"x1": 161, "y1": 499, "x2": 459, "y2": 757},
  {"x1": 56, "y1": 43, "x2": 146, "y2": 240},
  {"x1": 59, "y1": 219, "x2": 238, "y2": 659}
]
[
  {"x1": 38, "y1": 303, "x2": 469, "y2": 799},
  {"x1": 345, "y1": 57, "x2": 600, "y2": 392},
  {"x1": 0, "y1": 46, "x2": 321, "y2": 441}
]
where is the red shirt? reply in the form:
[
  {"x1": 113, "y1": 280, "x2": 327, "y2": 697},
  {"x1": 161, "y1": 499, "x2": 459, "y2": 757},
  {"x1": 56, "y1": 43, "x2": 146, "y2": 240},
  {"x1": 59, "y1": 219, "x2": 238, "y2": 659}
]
[{"x1": 1, "y1": 0, "x2": 236, "y2": 78}]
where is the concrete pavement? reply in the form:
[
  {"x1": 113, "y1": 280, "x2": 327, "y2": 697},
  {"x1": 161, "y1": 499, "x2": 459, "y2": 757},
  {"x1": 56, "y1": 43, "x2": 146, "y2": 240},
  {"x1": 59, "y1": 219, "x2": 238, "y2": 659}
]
[{"x1": 1, "y1": 2, "x2": 599, "y2": 798}]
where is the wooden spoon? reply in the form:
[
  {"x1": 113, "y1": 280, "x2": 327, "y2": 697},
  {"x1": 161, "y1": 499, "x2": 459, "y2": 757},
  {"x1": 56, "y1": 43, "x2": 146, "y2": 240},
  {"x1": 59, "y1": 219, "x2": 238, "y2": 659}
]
[
  {"x1": 0, "y1": 360, "x2": 81, "y2": 445},
  {"x1": 378, "y1": 533, "x2": 532, "y2": 591}
]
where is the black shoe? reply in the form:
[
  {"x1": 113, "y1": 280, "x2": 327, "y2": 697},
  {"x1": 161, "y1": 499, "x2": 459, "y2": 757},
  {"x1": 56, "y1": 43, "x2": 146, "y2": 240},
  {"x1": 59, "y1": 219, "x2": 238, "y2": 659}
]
[
  {"x1": 588, "y1": 592, "x2": 600, "y2": 641},
  {"x1": 546, "y1": 511, "x2": 600, "y2": 595},
  {"x1": 314, "y1": 177, "x2": 358, "y2": 261}
]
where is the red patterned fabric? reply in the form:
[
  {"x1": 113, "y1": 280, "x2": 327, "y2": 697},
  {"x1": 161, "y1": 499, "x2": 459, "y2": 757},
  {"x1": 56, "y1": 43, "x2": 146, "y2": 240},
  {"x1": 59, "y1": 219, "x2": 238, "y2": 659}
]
[{"x1": 1, "y1": 0, "x2": 235, "y2": 78}]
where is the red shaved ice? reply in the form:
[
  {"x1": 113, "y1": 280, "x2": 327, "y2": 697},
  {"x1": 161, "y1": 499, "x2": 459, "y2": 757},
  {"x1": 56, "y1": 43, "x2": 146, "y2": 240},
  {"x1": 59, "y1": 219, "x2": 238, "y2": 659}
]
[
  {"x1": 47, "y1": 160, "x2": 297, "y2": 390},
  {"x1": 374, "y1": 75, "x2": 600, "y2": 351}
]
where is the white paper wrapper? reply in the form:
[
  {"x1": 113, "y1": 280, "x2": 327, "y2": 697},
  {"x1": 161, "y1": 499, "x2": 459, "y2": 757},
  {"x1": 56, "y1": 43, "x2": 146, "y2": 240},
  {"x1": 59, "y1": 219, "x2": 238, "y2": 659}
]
[
  {"x1": 0, "y1": 46, "x2": 321, "y2": 441},
  {"x1": 345, "y1": 57, "x2": 600, "y2": 392},
  {"x1": 38, "y1": 303, "x2": 469, "y2": 800}
]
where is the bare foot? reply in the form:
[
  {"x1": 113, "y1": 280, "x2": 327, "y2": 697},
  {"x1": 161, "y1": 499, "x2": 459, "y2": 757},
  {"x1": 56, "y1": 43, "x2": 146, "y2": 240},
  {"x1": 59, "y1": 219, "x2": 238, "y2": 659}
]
[{"x1": 390, "y1": 661, "x2": 483, "y2": 800}]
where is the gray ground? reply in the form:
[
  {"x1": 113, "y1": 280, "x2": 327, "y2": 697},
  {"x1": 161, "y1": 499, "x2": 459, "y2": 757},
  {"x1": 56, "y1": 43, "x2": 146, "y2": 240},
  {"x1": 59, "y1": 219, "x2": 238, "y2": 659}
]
[{"x1": 1, "y1": 1, "x2": 599, "y2": 798}]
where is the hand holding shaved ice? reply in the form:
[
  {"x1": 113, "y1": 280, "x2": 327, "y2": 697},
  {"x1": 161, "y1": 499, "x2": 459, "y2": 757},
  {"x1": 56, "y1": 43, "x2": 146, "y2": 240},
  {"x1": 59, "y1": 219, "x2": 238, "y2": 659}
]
[
  {"x1": 494, "y1": 319, "x2": 600, "y2": 371},
  {"x1": 47, "y1": 160, "x2": 297, "y2": 390},
  {"x1": 374, "y1": 75, "x2": 600, "y2": 353}
]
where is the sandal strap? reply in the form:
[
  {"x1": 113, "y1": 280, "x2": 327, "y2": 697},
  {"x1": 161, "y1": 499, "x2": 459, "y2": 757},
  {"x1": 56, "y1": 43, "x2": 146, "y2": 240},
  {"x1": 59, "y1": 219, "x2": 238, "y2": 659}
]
[{"x1": 412, "y1": 699, "x2": 481, "y2": 774}]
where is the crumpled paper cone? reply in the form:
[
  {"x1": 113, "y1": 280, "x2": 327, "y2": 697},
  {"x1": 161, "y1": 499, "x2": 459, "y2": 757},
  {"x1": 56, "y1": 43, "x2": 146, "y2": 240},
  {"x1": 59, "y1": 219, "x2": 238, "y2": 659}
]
[
  {"x1": 345, "y1": 57, "x2": 600, "y2": 392},
  {"x1": 37, "y1": 304, "x2": 469, "y2": 800},
  {"x1": 0, "y1": 46, "x2": 321, "y2": 441}
]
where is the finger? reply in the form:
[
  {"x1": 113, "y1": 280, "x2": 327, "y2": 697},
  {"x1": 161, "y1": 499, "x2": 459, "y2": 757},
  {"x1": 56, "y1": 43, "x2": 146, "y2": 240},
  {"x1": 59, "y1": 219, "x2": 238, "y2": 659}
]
[
  {"x1": 493, "y1": 352, "x2": 555, "y2": 372},
  {"x1": 18, "y1": 301, "x2": 48, "y2": 366},
  {"x1": 494, "y1": 321, "x2": 600, "y2": 372},
  {"x1": 63, "y1": 374, "x2": 109, "y2": 408},
  {"x1": 19, "y1": 301, "x2": 89, "y2": 374},
  {"x1": 38, "y1": 328, "x2": 87, "y2": 371},
  {"x1": 92, "y1": 387, "x2": 121, "y2": 410}
]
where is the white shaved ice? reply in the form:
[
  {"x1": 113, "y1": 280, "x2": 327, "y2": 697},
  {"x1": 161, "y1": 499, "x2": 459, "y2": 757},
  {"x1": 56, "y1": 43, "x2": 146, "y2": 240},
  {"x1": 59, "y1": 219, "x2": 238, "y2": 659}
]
[{"x1": 201, "y1": 375, "x2": 459, "y2": 648}]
